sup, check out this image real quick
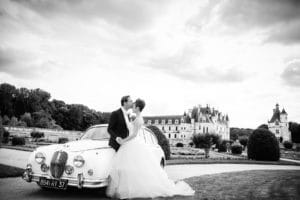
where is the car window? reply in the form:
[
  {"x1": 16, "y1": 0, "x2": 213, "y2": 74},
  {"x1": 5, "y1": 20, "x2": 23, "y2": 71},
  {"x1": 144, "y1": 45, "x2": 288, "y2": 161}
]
[
  {"x1": 138, "y1": 129, "x2": 146, "y2": 143},
  {"x1": 144, "y1": 130, "x2": 154, "y2": 144},
  {"x1": 149, "y1": 132, "x2": 158, "y2": 144},
  {"x1": 80, "y1": 127, "x2": 110, "y2": 140}
]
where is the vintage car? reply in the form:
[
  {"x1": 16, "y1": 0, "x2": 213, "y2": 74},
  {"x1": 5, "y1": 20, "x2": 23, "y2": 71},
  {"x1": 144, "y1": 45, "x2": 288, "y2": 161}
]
[{"x1": 22, "y1": 124, "x2": 165, "y2": 190}]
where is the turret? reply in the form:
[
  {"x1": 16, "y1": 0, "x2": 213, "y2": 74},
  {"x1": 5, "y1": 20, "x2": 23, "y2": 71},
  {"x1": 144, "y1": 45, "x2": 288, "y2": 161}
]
[{"x1": 280, "y1": 108, "x2": 288, "y2": 122}]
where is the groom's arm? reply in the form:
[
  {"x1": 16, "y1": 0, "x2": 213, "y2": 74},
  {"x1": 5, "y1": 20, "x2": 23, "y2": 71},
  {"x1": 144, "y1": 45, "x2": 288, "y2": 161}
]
[{"x1": 108, "y1": 111, "x2": 118, "y2": 139}]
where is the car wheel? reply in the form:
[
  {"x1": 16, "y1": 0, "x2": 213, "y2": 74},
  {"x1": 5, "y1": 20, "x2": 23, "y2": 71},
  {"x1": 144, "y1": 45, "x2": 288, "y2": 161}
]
[{"x1": 160, "y1": 158, "x2": 165, "y2": 168}]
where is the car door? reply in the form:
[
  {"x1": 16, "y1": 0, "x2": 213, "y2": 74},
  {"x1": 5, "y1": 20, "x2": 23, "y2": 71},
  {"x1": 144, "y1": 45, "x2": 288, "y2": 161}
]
[{"x1": 143, "y1": 129, "x2": 162, "y2": 161}]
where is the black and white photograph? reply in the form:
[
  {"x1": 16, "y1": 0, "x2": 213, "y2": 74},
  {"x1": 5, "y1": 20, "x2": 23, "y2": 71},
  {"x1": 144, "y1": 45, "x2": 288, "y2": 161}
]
[{"x1": 0, "y1": 0, "x2": 300, "y2": 199}]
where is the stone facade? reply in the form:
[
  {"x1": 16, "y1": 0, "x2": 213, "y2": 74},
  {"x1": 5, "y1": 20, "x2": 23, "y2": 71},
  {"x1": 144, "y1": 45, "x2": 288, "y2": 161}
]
[{"x1": 144, "y1": 105, "x2": 230, "y2": 146}]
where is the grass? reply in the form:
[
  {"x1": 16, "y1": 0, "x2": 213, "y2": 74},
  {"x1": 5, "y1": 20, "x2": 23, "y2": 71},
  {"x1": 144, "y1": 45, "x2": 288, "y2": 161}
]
[
  {"x1": 167, "y1": 159, "x2": 300, "y2": 166},
  {"x1": 168, "y1": 170, "x2": 300, "y2": 200},
  {"x1": 0, "y1": 164, "x2": 25, "y2": 178}
]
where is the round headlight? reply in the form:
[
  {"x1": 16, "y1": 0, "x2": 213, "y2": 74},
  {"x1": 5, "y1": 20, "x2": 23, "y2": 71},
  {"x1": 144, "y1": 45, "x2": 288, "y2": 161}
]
[
  {"x1": 35, "y1": 152, "x2": 46, "y2": 164},
  {"x1": 65, "y1": 165, "x2": 74, "y2": 175},
  {"x1": 73, "y1": 155, "x2": 85, "y2": 168},
  {"x1": 41, "y1": 163, "x2": 49, "y2": 172}
]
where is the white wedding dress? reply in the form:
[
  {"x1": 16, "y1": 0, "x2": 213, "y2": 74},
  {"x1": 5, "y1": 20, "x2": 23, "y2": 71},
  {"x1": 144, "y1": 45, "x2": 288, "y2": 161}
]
[{"x1": 106, "y1": 115, "x2": 195, "y2": 199}]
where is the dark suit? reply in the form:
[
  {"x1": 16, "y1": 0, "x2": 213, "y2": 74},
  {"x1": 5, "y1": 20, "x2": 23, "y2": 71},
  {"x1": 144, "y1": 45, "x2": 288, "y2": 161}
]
[{"x1": 107, "y1": 108, "x2": 129, "y2": 151}]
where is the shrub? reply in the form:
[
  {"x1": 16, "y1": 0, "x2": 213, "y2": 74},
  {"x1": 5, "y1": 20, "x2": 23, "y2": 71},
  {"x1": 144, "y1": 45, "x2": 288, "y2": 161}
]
[
  {"x1": 176, "y1": 143, "x2": 184, "y2": 147},
  {"x1": 58, "y1": 137, "x2": 69, "y2": 144},
  {"x1": 217, "y1": 140, "x2": 228, "y2": 152},
  {"x1": 192, "y1": 133, "x2": 212, "y2": 149},
  {"x1": 283, "y1": 141, "x2": 293, "y2": 149},
  {"x1": 231, "y1": 145, "x2": 243, "y2": 154},
  {"x1": 247, "y1": 128, "x2": 280, "y2": 161},
  {"x1": 210, "y1": 134, "x2": 221, "y2": 146},
  {"x1": 30, "y1": 131, "x2": 44, "y2": 141},
  {"x1": 239, "y1": 136, "x2": 248, "y2": 148},
  {"x1": 147, "y1": 125, "x2": 171, "y2": 160},
  {"x1": 12, "y1": 136, "x2": 25, "y2": 146},
  {"x1": 2, "y1": 129, "x2": 10, "y2": 144}
]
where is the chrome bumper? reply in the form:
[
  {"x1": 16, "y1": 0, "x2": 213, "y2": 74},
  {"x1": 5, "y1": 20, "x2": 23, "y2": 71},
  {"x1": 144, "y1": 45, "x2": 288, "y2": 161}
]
[{"x1": 22, "y1": 169, "x2": 108, "y2": 188}]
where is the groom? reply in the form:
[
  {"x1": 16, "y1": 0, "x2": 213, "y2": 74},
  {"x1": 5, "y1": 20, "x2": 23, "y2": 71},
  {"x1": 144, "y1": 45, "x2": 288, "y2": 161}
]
[{"x1": 107, "y1": 95, "x2": 133, "y2": 151}]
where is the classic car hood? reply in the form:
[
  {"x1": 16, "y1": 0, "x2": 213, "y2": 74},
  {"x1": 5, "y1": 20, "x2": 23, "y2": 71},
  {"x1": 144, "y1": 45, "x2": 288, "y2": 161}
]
[
  {"x1": 36, "y1": 139, "x2": 110, "y2": 153},
  {"x1": 62, "y1": 139, "x2": 110, "y2": 152}
]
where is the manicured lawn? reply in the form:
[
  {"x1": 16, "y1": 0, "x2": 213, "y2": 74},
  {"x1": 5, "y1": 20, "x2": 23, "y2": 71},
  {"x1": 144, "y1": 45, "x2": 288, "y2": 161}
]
[
  {"x1": 0, "y1": 164, "x2": 25, "y2": 178},
  {"x1": 168, "y1": 170, "x2": 300, "y2": 200}
]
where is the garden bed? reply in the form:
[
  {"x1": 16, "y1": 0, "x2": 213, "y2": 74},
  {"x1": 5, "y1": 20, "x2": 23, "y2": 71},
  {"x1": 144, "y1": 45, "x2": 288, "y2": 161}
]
[{"x1": 280, "y1": 149, "x2": 300, "y2": 160}]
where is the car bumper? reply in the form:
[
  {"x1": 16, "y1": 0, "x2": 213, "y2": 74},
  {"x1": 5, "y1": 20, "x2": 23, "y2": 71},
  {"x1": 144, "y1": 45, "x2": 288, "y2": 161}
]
[{"x1": 22, "y1": 169, "x2": 108, "y2": 188}]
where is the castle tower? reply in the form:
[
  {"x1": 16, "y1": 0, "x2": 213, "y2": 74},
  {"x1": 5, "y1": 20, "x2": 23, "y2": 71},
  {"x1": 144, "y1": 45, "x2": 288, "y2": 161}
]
[{"x1": 268, "y1": 103, "x2": 291, "y2": 142}]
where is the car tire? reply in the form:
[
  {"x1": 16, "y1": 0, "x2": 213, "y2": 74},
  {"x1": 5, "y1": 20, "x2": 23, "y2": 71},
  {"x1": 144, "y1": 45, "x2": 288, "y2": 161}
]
[{"x1": 160, "y1": 158, "x2": 165, "y2": 168}]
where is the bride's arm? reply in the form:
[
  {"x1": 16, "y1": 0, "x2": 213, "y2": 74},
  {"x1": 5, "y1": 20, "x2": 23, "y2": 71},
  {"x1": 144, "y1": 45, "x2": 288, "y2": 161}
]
[{"x1": 121, "y1": 120, "x2": 142, "y2": 143}]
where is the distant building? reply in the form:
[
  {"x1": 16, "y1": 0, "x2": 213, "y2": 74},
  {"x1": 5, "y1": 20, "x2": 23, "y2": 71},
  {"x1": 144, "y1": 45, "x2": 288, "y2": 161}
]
[
  {"x1": 144, "y1": 104, "x2": 230, "y2": 145},
  {"x1": 268, "y1": 103, "x2": 291, "y2": 142}
]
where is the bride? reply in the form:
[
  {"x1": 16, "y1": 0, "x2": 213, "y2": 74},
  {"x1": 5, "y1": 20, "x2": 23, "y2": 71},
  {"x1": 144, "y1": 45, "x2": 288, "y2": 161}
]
[{"x1": 106, "y1": 98, "x2": 195, "y2": 199}]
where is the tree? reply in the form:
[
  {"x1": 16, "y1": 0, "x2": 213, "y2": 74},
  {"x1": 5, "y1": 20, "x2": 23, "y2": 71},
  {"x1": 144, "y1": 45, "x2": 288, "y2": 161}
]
[
  {"x1": 8, "y1": 116, "x2": 18, "y2": 126},
  {"x1": 192, "y1": 133, "x2": 212, "y2": 158},
  {"x1": 32, "y1": 110, "x2": 52, "y2": 128},
  {"x1": 258, "y1": 124, "x2": 269, "y2": 130},
  {"x1": 2, "y1": 115, "x2": 10, "y2": 125},
  {"x1": 20, "y1": 113, "x2": 33, "y2": 127},
  {"x1": 0, "y1": 83, "x2": 17, "y2": 117},
  {"x1": 230, "y1": 127, "x2": 253, "y2": 140},
  {"x1": 247, "y1": 128, "x2": 280, "y2": 161},
  {"x1": 0, "y1": 116, "x2": 3, "y2": 145},
  {"x1": 289, "y1": 122, "x2": 300, "y2": 143},
  {"x1": 239, "y1": 136, "x2": 248, "y2": 149}
]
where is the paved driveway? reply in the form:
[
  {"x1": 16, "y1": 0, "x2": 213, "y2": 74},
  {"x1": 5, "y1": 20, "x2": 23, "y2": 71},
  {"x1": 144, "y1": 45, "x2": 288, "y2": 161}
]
[{"x1": 1, "y1": 148, "x2": 300, "y2": 181}]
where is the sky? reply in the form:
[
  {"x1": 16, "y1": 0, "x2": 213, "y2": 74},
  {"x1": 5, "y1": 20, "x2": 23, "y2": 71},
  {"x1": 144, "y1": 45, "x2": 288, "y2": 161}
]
[{"x1": 0, "y1": 0, "x2": 300, "y2": 129}]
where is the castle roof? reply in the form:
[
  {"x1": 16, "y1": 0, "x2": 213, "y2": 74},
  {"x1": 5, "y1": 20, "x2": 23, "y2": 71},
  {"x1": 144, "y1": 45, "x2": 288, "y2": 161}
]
[
  {"x1": 281, "y1": 108, "x2": 287, "y2": 114},
  {"x1": 269, "y1": 108, "x2": 280, "y2": 123},
  {"x1": 143, "y1": 115, "x2": 182, "y2": 124}
]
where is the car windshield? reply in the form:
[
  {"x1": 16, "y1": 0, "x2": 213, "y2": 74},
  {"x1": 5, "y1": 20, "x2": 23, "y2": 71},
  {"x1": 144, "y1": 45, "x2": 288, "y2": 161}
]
[{"x1": 80, "y1": 126, "x2": 110, "y2": 140}]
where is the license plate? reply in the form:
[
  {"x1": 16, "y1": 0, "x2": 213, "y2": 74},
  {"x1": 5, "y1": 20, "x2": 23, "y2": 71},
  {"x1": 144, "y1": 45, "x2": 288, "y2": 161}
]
[{"x1": 39, "y1": 177, "x2": 68, "y2": 189}]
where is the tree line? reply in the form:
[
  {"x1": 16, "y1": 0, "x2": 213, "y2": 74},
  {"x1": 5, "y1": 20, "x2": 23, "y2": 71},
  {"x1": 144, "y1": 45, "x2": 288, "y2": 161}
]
[
  {"x1": 231, "y1": 123, "x2": 300, "y2": 144},
  {"x1": 0, "y1": 83, "x2": 110, "y2": 131}
]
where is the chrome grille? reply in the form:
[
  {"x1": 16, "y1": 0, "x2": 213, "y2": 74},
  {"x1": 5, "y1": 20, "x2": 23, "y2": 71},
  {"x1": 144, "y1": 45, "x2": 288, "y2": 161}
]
[{"x1": 50, "y1": 151, "x2": 68, "y2": 178}]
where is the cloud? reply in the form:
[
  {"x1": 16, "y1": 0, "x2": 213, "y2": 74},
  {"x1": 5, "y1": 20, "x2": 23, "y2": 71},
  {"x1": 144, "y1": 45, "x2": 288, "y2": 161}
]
[
  {"x1": 0, "y1": 47, "x2": 58, "y2": 79},
  {"x1": 187, "y1": 0, "x2": 300, "y2": 44},
  {"x1": 148, "y1": 46, "x2": 249, "y2": 83},
  {"x1": 281, "y1": 60, "x2": 300, "y2": 87},
  {"x1": 11, "y1": 0, "x2": 168, "y2": 31}
]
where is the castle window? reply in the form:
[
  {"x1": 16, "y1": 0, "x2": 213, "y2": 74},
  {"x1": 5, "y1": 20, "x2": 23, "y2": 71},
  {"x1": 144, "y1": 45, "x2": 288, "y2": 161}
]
[
  {"x1": 161, "y1": 120, "x2": 165, "y2": 124},
  {"x1": 174, "y1": 134, "x2": 177, "y2": 138},
  {"x1": 155, "y1": 120, "x2": 159, "y2": 124},
  {"x1": 168, "y1": 134, "x2": 171, "y2": 138},
  {"x1": 147, "y1": 120, "x2": 151, "y2": 125},
  {"x1": 276, "y1": 129, "x2": 279, "y2": 134},
  {"x1": 203, "y1": 127, "x2": 205, "y2": 133},
  {"x1": 206, "y1": 127, "x2": 208, "y2": 133},
  {"x1": 168, "y1": 119, "x2": 172, "y2": 124},
  {"x1": 176, "y1": 126, "x2": 178, "y2": 131},
  {"x1": 162, "y1": 126, "x2": 164, "y2": 131},
  {"x1": 169, "y1": 126, "x2": 171, "y2": 131},
  {"x1": 175, "y1": 120, "x2": 179, "y2": 124}
]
